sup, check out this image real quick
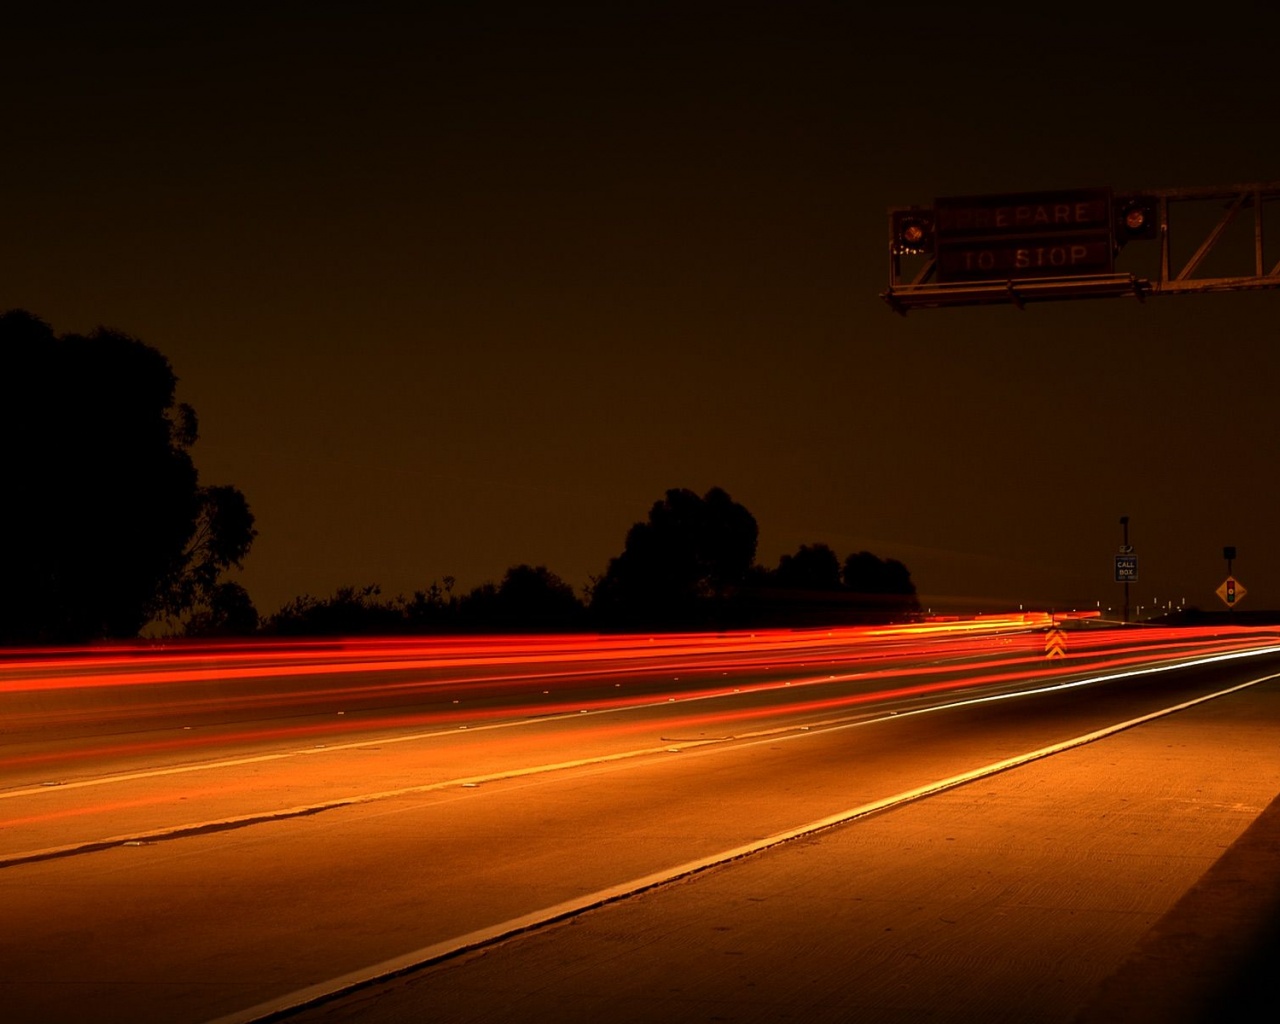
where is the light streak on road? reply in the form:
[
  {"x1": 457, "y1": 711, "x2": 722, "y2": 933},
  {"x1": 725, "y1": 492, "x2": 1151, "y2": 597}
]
[
  {"x1": 3, "y1": 614, "x2": 1280, "y2": 1021},
  {"x1": 4, "y1": 619, "x2": 1279, "y2": 775},
  {"x1": 201, "y1": 661, "x2": 1280, "y2": 1024}
]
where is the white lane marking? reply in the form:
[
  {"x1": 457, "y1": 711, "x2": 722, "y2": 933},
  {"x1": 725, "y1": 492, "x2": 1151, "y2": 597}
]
[
  {"x1": 0, "y1": 739, "x2": 726, "y2": 867},
  {"x1": 204, "y1": 666, "x2": 1280, "y2": 1024},
  {"x1": 1, "y1": 667, "x2": 864, "y2": 798}
]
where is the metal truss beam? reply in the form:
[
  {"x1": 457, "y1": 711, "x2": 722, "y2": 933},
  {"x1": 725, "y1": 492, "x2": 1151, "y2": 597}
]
[{"x1": 883, "y1": 182, "x2": 1280, "y2": 313}]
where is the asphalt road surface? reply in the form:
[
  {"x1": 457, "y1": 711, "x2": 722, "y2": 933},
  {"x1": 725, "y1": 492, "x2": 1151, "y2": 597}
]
[
  {"x1": 294, "y1": 676, "x2": 1280, "y2": 1024},
  {"x1": 2, "y1": 621, "x2": 1278, "y2": 1023}
]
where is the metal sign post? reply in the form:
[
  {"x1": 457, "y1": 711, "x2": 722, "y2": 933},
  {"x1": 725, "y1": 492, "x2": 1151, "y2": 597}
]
[
  {"x1": 1218, "y1": 547, "x2": 1241, "y2": 609},
  {"x1": 1119, "y1": 516, "x2": 1131, "y2": 624}
]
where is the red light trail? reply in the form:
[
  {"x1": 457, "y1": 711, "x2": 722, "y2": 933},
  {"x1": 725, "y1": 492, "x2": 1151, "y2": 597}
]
[
  {"x1": 4, "y1": 618, "x2": 1278, "y2": 780},
  {"x1": 3, "y1": 614, "x2": 1279, "y2": 1024}
]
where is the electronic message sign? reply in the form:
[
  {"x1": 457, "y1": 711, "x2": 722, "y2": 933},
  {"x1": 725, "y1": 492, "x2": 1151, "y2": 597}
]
[{"x1": 933, "y1": 187, "x2": 1114, "y2": 283}]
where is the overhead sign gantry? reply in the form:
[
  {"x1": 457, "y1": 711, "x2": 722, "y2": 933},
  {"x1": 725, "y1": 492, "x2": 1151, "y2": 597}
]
[{"x1": 883, "y1": 182, "x2": 1280, "y2": 313}]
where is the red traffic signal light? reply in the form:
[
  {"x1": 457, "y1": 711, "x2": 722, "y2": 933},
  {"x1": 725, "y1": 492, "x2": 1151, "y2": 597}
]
[
  {"x1": 892, "y1": 210, "x2": 935, "y2": 255},
  {"x1": 1114, "y1": 196, "x2": 1159, "y2": 243}
]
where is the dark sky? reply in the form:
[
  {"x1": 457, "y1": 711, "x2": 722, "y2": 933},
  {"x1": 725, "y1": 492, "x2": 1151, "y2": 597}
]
[{"x1": 5, "y1": 2, "x2": 1280, "y2": 618}]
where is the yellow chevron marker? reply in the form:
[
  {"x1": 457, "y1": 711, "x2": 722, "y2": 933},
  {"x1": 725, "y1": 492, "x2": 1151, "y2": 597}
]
[{"x1": 1044, "y1": 626, "x2": 1067, "y2": 659}]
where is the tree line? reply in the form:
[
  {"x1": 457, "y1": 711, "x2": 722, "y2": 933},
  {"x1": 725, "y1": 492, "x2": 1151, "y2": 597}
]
[
  {"x1": 1, "y1": 310, "x2": 917, "y2": 643},
  {"x1": 263, "y1": 489, "x2": 918, "y2": 637}
]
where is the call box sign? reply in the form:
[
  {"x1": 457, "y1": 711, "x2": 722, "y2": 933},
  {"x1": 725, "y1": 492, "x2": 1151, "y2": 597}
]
[{"x1": 934, "y1": 187, "x2": 1114, "y2": 283}]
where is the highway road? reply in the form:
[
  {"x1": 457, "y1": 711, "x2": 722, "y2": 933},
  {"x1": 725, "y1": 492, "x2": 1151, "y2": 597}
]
[{"x1": 3, "y1": 618, "x2": 1279, "y2": 1023}]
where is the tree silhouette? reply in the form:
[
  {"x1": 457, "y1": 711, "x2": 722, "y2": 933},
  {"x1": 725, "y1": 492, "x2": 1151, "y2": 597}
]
[
  {"x1": 262, "y1": 584, "x2": 400, "y2": 636},
  {"x1": 259, "y1": 567, "x2": 585, "y2": 636},
  {"x1": 183, "y1": 581, "x2": 260, "y2": 636},
  {"x1": 766, "y1": 542, "x2": 843, "y2": 591},
  {"x1": 0, "y1": 309, "x2": 257, "y2": 643},
  {"x1": 459, "y1": 564, "x2": 583, "y2": 632},
  {"x1": 167, "y1": 484, "x2": 257, "y2": 624},
  {"x1": 741, "y1": 542, "x2": 849, "y2": 626},
  {"x1": 842, "y1": 550, "x2": 920, "y2": 621},
  {"x1": 590, "y1": 486, "x2": 758, "y2": 629},
  {"x1": 401, "y1": 578, "x2": 459, "y2": 632}
]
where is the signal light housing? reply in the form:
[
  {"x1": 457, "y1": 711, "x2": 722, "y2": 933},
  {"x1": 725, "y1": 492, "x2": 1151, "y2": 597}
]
[
  {"x1": 1114, "y1": 196, "x2": 1159, "y2": 243},
  {"x1": 892, "y1": 209, "x2": 935, "y2": 256}
]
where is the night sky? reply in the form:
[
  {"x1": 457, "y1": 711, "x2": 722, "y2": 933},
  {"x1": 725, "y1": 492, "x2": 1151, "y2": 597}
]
[{"x1": 5, "y1": 3, "x2": 1280, "y2": 619}]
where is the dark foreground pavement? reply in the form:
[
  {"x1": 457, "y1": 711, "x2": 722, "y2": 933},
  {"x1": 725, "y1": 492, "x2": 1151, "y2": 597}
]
[
  {"x1": 292, "y1": 681, "x2": 1280, "y2": 1024},
  {"x1": 1073, "y1": 784, "x2": 1280, "y2": 1022}
]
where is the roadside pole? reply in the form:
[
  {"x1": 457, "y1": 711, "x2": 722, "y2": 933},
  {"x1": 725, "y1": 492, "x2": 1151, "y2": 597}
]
[{"x1": 1120, "y1": 516, "x2": 1130, "y2": 624}]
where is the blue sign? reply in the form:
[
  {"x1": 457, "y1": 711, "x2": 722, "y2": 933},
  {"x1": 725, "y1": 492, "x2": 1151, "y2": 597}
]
[{"x1": 1115, "y1": 555, "x2": 1138, "y2": 582}]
